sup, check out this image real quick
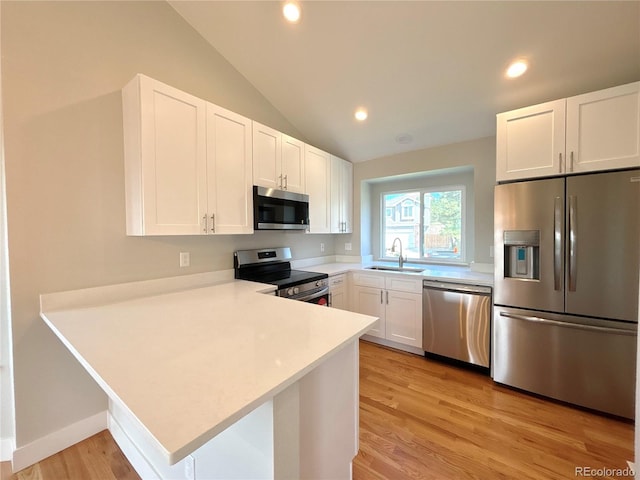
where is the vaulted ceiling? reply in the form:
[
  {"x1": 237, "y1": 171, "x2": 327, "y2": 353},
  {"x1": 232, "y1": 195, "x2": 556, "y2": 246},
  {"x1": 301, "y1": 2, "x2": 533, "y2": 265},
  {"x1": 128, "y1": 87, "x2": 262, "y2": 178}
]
[{"x1": 169, "y1": 1, "x2": 640, "y2": 163}]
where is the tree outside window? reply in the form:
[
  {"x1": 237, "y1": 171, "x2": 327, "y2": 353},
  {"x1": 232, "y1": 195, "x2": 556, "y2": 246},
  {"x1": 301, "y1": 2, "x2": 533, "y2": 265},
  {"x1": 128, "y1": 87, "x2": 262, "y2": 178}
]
[{"x1": 382, "y1": 187, "x2": 463, "y2": 262}]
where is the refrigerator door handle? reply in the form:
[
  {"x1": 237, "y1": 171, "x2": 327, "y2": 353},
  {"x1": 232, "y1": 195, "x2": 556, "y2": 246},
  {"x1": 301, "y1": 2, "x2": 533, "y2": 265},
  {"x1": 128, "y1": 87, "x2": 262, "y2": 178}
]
[
  {"x1": 553, "y1": 196, "x2": 562, "y2": 291},
  {"x1": 568, "y1": 195, "x2": 577, "y2": 291},
  {"x1": 498, "y1": 312, "x2": 635, "y2": 336}
]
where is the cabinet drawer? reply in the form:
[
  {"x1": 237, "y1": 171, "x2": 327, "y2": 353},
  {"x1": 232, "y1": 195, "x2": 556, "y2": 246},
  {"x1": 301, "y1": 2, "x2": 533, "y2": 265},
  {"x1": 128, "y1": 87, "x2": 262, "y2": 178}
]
[
  {"x1": 385, "y1": 276, "x2": 422, "y2": 294},
  {"x1": 351, "y1": 272, "x2": 385, "y2": 288},
  {"x1": 329, "y1": 274, "x2": 346, "y2": 287}
]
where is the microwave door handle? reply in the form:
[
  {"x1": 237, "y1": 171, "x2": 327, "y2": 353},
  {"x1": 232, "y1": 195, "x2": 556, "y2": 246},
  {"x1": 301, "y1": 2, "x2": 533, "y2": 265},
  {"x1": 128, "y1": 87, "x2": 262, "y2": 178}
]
[
  {"x1": 568, "y1": 195, "x2": 577, "y2": 292},
  {"x1": 553, "y1": 196, "x2": 562, "y2": 291}
]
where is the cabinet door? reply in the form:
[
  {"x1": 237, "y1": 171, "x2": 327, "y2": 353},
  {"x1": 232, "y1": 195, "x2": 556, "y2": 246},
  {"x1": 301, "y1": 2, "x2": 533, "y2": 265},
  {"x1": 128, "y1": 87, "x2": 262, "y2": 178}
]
[
  {"x1": 351, "y1": 285, "x2": 385, "y2": 338},
  {"x1": 282, "y1": 134, "x2": 305, "y2": 193},
  {"x1": 329, "y1": 274, "x2": 347, "y2": 310},
  {"x1": 566, "y1": 82, "x2": 640, "y2": 173},
  {"x1": 330, "y1": 287, "x2": 347, "y2": 310},
  {"x1": 385, "y1": 291, "x2": 422, "y2": 348},
  {"x1": 305, "y1": 145, "x2": 331, "y2": 233},
  {"x1": 123, "y1": 74, "x2": 207, "y2": 235},
  {"x1": 496, "y1": 99, "x2": 566, "y2": 182},
  {"x1": 330, "y1": 156, "x2": 343, "y2": 233},
  {"x1": 329, "y1": 156, "x2": 353, "y2": 233},
  {"x1": 206, "y1": 104, "x2": 254, "y2": 234},
  {"x1": 252, "y1": 121, "x2": 282, "y2": 190},
  {"x1": 342, "y1": 160, "x2": 353, "y2": 233}
]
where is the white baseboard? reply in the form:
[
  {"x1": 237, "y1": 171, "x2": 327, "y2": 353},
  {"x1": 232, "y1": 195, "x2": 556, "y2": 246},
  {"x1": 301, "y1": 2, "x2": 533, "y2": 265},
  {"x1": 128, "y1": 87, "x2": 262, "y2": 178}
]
[
  {"x1": 0, "y1": 437, "x2": 14, "y2": 462},
  {"x1": 11, "y1": 411, "x2": 107, "y2": 472}
]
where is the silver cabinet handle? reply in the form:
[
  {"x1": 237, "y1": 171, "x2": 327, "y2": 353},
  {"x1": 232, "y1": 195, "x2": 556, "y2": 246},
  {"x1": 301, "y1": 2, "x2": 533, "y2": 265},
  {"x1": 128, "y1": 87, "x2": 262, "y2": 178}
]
[
  {"x1": 380, "y1": 290, "x2": 383, "y2": 304},
  {"x1": 328, "y1": 292, "x2": 332, "y2": 307},
  {"x1": 278, "y1": 174, "x2": 283, "y2": 189},
  {"x1": 283, "y1": 174, "x2": 288, "y2": 190},
  {"x1": 570, "y1": 151, "x2": 574, "y2": 172},
  {"x1": 386, "y1": 291, "x2": 389, "y2": 304},
  {"x1": 210, "y1": 214, "x2": 215, "y2": 233},
  {"x1": 202, "y1": 214, "x2": 208, "y2": 233},
  {"x1": 559, "y1": 152, "x2": 563, "y2": 173},
  {"x1": 568, "y1": 195, "x2": 577, "y2": 292},
  {"x1": 553, "y1": 196, "x2": 562, "y2": 291},
  {"x1": 499, "y1": 311, "x2": 635, "y2": 336}
]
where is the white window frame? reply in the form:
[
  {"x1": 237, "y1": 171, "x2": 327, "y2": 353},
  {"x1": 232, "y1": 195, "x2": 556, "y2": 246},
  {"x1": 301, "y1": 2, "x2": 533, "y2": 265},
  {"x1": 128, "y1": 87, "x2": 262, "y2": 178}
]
[{"x1": 380, "y1": 185, "x2": 466, "y2": 264}]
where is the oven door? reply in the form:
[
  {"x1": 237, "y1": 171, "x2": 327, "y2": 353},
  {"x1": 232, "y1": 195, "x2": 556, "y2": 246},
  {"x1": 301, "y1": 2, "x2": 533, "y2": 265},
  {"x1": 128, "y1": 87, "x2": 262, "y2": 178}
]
[{"x1": 291, "y1": 287, "x2": 330, "y2": 306}]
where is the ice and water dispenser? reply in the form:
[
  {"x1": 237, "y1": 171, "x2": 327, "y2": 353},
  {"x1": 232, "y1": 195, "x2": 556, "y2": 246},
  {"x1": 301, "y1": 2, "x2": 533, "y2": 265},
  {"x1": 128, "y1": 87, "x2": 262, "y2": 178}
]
[{"x1": 503, "y1": 230, "x2": 540, "y2": 280}]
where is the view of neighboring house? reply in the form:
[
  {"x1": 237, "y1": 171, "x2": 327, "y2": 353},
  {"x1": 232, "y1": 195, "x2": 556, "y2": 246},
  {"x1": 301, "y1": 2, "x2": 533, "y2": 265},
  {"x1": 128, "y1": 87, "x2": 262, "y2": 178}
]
[{"x1": 382, "y1": 190, "x2": 462, "y2": 260}]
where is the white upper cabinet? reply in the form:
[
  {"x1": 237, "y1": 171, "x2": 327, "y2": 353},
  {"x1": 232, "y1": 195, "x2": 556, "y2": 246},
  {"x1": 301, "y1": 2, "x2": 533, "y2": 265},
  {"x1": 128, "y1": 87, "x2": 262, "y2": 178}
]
[
  {"x1": 566, "y1": 82, "x2": 640, "y2": 173},
  {"x1": 281, "y1": 134, "x2": 305, "y2": 193},
  {"x1": 305, "y1": 145, "x2": 331, "y2": 233},
  {"x1": 206, "y1": 104, "x2": 254, "y2": 235},
  {"x1": 123, "y1": 74, "x2": 252, "y2": 236},
  {"x1": 123, "y1": 74, "x2": 207, "y2": 235},
  {"x1": 252, "y1": 121, "x2": 305, "y2": 193},
  {"x1": 330, "y1": 156, "x2": 353, "y2": 234},
  {"x1": 497, "y1": 81, "x2": 640, "y2": 182},
  {"x1": 496, "y1": 99, "x2": 566, "y2": 182}
]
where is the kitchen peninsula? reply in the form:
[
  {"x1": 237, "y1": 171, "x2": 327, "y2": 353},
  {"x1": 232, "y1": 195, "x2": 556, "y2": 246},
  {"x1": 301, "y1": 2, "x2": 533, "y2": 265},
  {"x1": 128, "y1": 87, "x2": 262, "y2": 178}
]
[{"x1": 39, "y1": 274, "x2": 377, "y2": 480}]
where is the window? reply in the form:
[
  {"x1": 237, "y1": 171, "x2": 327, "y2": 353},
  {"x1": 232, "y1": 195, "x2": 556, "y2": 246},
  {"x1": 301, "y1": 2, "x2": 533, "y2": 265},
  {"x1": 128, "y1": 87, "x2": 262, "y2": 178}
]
[{"x1": 381, "y1": 186, "x2": 464, "y2": 262}]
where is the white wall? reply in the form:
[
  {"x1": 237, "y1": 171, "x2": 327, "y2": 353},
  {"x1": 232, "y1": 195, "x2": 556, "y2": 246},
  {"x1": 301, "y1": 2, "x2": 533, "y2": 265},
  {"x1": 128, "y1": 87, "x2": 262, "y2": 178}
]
[
  {"x1": 1, "y1": 0, "x2": 336, "y2": 453},
  {"x1": 0, "y1": 1, "x2": 16, "y2": 459}
]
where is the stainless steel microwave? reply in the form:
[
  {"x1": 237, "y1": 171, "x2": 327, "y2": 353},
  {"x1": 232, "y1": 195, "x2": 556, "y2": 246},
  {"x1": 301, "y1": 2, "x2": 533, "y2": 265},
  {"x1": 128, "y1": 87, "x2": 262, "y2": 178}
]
[{"x1": 253, "y1": 186, "x2": 310, "y2": 230}]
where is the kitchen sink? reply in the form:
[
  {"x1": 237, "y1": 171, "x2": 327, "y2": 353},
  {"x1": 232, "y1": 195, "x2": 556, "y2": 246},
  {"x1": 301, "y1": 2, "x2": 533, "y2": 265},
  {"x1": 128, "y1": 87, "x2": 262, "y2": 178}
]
[{"x1": 365, "y1": 265, "x2": 424, "y2": 273}]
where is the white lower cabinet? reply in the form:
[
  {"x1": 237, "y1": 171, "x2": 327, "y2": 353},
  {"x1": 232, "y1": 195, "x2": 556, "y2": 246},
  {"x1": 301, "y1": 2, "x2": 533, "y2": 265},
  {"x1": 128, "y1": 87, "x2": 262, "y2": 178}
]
[
  {"x1": 350, "y1": 272, "x2": 423, "y2": 350},
  {"x1": 328, "y1": 273, "x2": 347, "y2": 310}
]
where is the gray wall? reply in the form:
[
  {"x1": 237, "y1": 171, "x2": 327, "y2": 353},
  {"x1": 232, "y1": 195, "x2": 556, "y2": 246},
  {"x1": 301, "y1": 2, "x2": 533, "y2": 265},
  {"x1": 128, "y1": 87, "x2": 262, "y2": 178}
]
[
  {"x1": 345, "y1": 137, "x2": 496, "y2": 265},
  {"x1": 1, "y1": 1, "x2": 334, "y2": 447}
]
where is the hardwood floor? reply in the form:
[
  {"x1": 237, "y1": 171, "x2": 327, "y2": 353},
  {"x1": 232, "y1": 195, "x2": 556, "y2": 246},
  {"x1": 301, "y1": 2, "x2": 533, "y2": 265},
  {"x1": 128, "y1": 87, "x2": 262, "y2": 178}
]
[
  {"x1": 353, "y1": 340, "x2": 634, "y2": 480},
  {"x1": 7, "y1": 340, "x2": 634, "y2": 479},
  {"x1": 8, "y1": 431, "x2": 139, "y2": 480}
]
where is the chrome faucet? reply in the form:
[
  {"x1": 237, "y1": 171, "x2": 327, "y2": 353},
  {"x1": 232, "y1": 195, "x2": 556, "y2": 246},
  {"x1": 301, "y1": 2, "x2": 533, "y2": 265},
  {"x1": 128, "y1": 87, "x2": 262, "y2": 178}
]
[{"x1": 391, "y1": 237, "x2": 405, "y2": 269}]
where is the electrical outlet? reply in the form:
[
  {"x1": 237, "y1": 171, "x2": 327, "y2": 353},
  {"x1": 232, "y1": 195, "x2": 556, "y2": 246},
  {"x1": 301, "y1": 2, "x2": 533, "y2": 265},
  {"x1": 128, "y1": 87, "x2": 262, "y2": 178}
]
[
  {"x1": 179, "y1": 252, "x2": 190, "y2": 267},
  {"x1": 345, "y1": 242, "x2": 352, "y2": 251},
  {"x1": 320, "y1": 243, "x2": 325, "y2": 253}
]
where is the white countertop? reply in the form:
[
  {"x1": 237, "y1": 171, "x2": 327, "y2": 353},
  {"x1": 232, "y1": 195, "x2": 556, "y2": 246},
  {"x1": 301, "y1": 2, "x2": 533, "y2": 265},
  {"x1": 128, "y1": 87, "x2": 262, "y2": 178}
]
[
  {"x1": 40, "y1": 278, "x2": 377, "y2": 465},
  {"x1": 306, "y1": 262, "x2": 494, "y2": 287}
]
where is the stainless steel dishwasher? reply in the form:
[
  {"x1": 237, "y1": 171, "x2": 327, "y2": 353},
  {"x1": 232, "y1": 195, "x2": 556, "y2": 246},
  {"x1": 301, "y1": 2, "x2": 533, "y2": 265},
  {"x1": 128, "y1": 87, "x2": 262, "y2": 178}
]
[{"x1": 422, "y1": 280, "x2": 492, "y2": 368}]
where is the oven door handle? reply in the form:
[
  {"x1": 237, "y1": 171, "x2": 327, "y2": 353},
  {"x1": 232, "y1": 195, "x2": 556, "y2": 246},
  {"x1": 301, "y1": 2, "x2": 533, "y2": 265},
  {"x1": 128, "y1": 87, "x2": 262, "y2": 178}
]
[{"x1": 292, "y1": 286, "x2": 330, "y2": 303}]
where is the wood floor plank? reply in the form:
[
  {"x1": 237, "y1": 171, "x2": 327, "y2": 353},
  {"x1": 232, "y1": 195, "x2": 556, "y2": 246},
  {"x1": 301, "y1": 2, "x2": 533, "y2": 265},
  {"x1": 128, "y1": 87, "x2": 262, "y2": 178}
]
[
  {"x1": 353, "y1": 340, "x2": 634, "y2": 480},
  {"x1": 7, "y1": 340, "x2": 634, "y2": 480}
]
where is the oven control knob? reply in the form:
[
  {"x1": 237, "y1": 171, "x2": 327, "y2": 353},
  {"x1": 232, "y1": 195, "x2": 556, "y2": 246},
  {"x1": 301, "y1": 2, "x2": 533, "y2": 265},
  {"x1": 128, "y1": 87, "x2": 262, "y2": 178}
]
[
  {"x1": 316, "y1": 280, "x2": 322, "y2": 287},
  {"x1": 294, "y1": 287, "x2": 299, "y2": 295},
  {"x1": 287, "y1": 288, "x2": 295, "y2": 296}
]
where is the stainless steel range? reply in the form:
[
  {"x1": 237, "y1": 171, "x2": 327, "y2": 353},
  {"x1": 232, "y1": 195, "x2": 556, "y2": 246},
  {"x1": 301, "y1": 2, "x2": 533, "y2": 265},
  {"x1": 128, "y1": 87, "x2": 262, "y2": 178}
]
[{"x1": 234, "y1": 247, "x2": 329, "y2": 306}]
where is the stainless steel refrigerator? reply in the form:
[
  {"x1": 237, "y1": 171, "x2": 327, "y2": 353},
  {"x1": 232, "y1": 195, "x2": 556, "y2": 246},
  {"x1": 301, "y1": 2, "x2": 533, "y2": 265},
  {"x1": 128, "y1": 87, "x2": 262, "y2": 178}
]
[{"x1": 493, "y1": 168, "x2": 639, "y2": 418}]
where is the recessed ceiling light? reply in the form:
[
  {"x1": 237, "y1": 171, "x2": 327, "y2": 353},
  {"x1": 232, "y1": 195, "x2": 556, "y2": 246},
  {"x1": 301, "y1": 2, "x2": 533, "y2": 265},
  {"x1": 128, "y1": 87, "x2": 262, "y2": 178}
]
[
  {"x1": 283, "y1": 1, "x2": 301, "y2": 23},
  {"x1": 355, "y1": 108, "x2": 368, "y2": 121},
  {"x1": 506, "y1": 60, "x2": 528, "y2": 78}
]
